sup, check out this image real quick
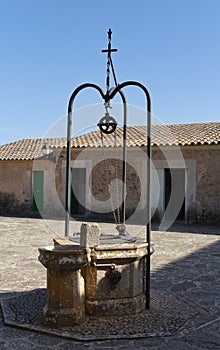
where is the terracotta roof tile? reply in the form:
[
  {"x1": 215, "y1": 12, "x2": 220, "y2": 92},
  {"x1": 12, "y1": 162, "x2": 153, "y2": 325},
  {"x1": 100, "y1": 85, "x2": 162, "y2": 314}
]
[{"x1": 0, "y1": 122, "x2": 219, "y2": 160}]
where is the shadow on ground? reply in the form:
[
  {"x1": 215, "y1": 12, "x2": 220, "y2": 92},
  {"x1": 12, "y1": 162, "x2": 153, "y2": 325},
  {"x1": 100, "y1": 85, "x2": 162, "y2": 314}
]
[
  {"x1": 153, "y1": 223, "x2": 220, "y2": 235},
  {"x1": 1, "y1": 238, "x2": 220, "y2": 342}
]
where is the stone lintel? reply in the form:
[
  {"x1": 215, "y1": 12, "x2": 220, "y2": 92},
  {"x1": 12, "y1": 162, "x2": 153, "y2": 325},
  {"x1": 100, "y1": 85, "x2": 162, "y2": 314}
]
[
  {"x1": 38, "y1": 245, "x2": 90, "y2": 271},
  {"x1": 91, "y1": 243, "x2": 149, "y2": 264}
]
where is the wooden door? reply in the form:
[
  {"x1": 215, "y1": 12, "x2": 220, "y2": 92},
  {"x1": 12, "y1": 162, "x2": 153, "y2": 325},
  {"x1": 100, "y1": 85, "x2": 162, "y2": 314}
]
[
  {"x1": 164, "y1": 168, "x2": 185, "y2": 221},
  {"x1": 33, "y1": 171, "x2": 44, "y2": 212},
  {"x1": 71, "y1": 168, "x2": 86, "y2": 216}
]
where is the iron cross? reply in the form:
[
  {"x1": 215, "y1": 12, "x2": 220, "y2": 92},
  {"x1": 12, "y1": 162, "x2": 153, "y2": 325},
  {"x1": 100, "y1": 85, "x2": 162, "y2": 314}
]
[
  {"x1": 101, "y1": 28, "x2": 117, "y2": 58},
  {"x1": 102, "y1": 29, "x2": 118, "y2": 93}
]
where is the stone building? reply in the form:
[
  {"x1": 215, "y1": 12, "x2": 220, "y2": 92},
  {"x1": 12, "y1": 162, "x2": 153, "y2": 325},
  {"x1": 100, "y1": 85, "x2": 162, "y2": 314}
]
[{"x1": 0, "y1": 122, "x2": 219, "y2": 225}]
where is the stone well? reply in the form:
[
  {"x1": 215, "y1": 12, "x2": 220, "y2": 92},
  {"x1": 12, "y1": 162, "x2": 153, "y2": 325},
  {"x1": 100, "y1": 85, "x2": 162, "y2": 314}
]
[{"x1": 38, "y1": 223, "x2": 152, "y2": 326}]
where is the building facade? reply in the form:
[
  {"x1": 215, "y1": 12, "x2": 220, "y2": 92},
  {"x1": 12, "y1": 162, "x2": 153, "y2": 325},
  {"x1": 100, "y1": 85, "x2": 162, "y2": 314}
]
[{"x1": 0, "y1": 122, "x2": 219, "y2": 225}]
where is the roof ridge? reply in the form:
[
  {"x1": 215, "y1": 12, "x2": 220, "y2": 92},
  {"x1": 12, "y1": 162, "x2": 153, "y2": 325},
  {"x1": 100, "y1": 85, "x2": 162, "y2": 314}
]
[{"x1": 0, "y1": 122, "x2": 220, "y2": 160}]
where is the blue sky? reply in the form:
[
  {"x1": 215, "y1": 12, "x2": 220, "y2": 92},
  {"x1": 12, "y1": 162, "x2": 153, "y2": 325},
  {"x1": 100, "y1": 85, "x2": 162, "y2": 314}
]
[{"x1": 0, "y1": 0, "x2": 220, "y2": 145}]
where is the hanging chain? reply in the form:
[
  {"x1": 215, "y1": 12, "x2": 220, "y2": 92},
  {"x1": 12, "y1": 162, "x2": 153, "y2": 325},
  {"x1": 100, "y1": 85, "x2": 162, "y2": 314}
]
[
  {"x1": 102, "y1": 29, "x2": 118, "y2": 95},
  {"x1": 114, "y1": 130, "x2": 121, "y2": 224},
  {"x1": 100, "y1": 131, "x2": 120, "y2": 224},
  {"x1": 104, "y1": 29, "x2": 112, "y2": 95},
  {"x1": 100, "y1": 29, "x2": 129, "y2": 235},
  {"x1": 106, "y1": 49, "x2": 110, "y2": 94}
]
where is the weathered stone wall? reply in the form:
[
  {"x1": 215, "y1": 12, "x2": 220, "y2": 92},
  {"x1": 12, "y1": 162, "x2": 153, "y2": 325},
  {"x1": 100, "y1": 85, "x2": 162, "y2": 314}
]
[
  {"x1": 0, "y1": 160, "x2": 33, "y2": 215},
  {"x1": 0, "y1": 157, "x2": 65, "y2": 217},
  {"x1": 32, "y1": 157, "x2": 65, "y2": 217},
  {"x1": 90, "y1": 156, "x2": 141, "y2": 221},
  {"x1": 152, "y1": 144, "x2": 220, "y2": 224},
  {"x1": 87, "y1": 144, "x2": 220, "y2": 224},
  {"x1": 182, "y1": 145, "x2": 220, "y2": 224},
  {"x1": 0, "y1": 144, "x2": 219, "y2": 224}
]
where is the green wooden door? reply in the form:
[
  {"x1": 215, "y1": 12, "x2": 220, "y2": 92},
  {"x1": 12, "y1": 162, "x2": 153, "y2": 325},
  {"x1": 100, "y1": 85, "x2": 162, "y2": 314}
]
[{"x1": 33, "y1": 171, "x2": 44, "y2": 212}]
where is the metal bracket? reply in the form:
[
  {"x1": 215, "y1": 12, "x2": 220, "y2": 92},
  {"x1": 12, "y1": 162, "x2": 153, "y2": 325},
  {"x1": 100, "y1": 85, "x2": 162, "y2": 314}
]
[{"x1": 91, "y1": 262, "x2": 116, "y2": 269}]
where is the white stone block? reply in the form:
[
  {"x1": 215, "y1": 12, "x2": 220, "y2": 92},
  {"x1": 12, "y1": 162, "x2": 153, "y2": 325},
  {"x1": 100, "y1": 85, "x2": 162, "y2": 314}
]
[{"x1": 80, "y1": 222, "x2": 100, "y2": 248}]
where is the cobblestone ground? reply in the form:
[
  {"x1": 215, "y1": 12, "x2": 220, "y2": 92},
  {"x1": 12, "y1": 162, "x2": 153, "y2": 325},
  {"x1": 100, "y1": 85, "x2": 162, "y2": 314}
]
[{"x1": 0, "y1": 216, "x2": 220, "y2": 349}]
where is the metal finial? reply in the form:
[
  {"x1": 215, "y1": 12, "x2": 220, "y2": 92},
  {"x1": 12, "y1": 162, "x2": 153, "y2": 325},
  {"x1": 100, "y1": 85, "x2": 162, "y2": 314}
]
[
  {"x1": 102, "y1": 28, "x2": 117, "y2": 56},
  {"x1": 108, "y1": 28, "x2": 112, "y2": 41}
]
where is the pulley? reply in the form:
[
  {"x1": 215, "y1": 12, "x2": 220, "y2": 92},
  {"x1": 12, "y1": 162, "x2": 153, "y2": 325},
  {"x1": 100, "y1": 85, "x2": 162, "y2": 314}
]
[
  {"x1": 97, "y1": 112, "x2": 117, "y2": 134},
  {"x1": 106, "y1": 266, "x2": 121, "y2": 285}
]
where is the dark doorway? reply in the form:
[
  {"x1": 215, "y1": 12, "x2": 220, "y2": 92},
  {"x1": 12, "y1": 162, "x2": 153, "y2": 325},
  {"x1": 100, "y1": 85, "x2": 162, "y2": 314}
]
[
  {"x1": 71, "y1": 168, "x2": 86, "y2": 216},
  {"x1": 33, "y1": 171, "x2": 44, "y2": 212},
  {"x1": 164, "y1": 168, "x2": 185, "y2": 221}
]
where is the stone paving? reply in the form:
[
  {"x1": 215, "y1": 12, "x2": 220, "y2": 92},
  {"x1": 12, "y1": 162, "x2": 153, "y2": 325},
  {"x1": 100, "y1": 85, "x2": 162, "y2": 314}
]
[{"x1": 0, "y1": 216, "x2": 220, "y2": 349}]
